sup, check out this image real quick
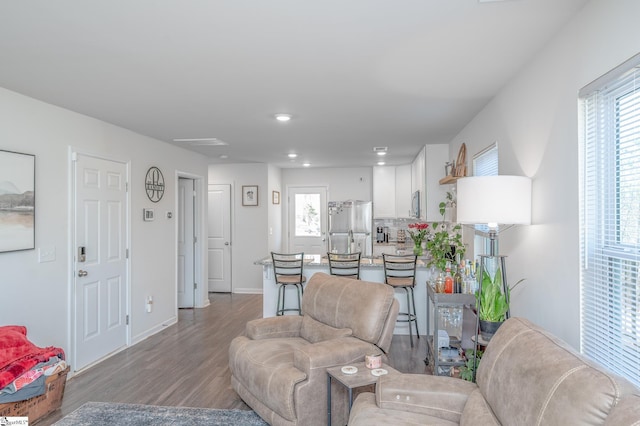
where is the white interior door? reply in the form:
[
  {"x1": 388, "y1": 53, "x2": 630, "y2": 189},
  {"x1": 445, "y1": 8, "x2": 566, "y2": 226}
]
[
  {"x1": 288, "y1": 186, "x2": 327, "y2": 254},
  {"x1": 73, "y1": 153, "x2": 128, "y2": 371},
  {"x1": 208, "y1": 184, "x2": 231, "y2": 292},
  {"x1": 178, "y1": 178, "x2": 195, "y2": 308}
]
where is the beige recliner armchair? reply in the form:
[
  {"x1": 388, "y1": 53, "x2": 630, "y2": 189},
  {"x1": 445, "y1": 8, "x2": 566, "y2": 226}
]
[{"x1": 229, "y1": 272, "x2": 399, "y2": 426}]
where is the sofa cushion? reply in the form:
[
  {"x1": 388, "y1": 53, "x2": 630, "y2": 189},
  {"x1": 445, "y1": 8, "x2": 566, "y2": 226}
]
[
  {"x1": 350, "y1": 392, "x2": 458, "y2": 426},
  {"x1": 301, "y1": 272, "x2": 395, "y2": 346},
  {"x1": 376, "y1": 374, "x2": 475, "y2": 423},
  {"x1": 299, "y1": 315, "x2": 352, "y2": 343},
  {"x1": 476, "y1": 317, "x2": 637, "y2": 425},
  {"x1": 229, "y1": 336, "x2": 309, "y2": 422},
  {"x1": 246, "y1": 315, "x2": 303, "y2": 340},
  {"x1": 459, "y1": 389, "x2": 500, "y2": 426},
  {"x1": 604, "y1": 393, "x2": 640, "y2": 425}
]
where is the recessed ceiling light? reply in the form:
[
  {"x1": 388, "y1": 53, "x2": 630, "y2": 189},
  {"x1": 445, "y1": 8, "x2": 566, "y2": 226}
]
[
  {"x1": 220, "y1": 155, "x2": 228, "y2": 159},
  {"x1": 303, "y1": 162, "x2": 311, "y2": 167},
  {"x1": 377, "y1": 151, "x2": 387, "y2": 156},
  {"x1": 288, "y1": 153, "x2": 298, "y2": 158},
  {"x1": 275, "y1": 113, "x2": 292, "y2": 122},
  {"x1": 377, "y1": 161, "x2": 386, "y2": 166},
  {"x1": 172, "y1": 138, "x2": 228, "y2": 146}
]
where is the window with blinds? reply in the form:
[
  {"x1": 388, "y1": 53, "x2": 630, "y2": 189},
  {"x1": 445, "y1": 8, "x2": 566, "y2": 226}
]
[
  {"x1": 472, "y1": 143, "x2": 498, "y2": 253},
  {"x1": 473, "y1": 143, "x2": 498, "y2": 177},
  {"x1": 580, "y1": 54, "x2": 640, "y2": 388}
]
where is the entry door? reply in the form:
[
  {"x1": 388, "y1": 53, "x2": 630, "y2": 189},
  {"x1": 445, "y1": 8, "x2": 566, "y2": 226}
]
[
  {"x1": 288, "y1": 186, "x2": 327, "y2": 254},
  {"x1": 178, "y1": 178, "x2": 195, "y2": 308},
  {"x1": 73, "y1": 153, "x2": 128, "y2": 371},
  {"x1": 208, "y1": 184, "x2": 231, "y2": 292}
]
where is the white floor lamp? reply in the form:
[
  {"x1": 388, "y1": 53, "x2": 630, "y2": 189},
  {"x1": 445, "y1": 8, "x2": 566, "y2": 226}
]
[{"x1": 456, "y1": 175, "x2": 532, "y2": 318}]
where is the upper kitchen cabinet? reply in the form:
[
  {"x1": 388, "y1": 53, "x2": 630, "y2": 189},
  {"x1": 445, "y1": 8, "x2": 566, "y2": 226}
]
[
  {"x1": 373, "y1": 165, "x2": 411, "y2": 218},
  {"x1": 412, "y1": 144, "x2": 449, "y2": 222},
  {"x1": 395, "y1": 165, "x2": 411, "y2": 218}
]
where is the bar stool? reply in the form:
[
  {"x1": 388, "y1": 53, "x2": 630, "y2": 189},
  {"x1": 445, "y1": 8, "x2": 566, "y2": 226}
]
[
  {"x1": 382, "y1": 253, "x2": 419, "y2": 347},
  {"x1": 327, "y1": 252, "x2": 361, "y2": 279},
  {"x1": 271, "y1": 252, "x2": 306, "y2": 316}
]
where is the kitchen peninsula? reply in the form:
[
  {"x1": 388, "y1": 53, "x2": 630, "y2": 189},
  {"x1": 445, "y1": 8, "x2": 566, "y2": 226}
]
[{"x1": 254, "y1": 255, "x2": 432, "y2": 336}]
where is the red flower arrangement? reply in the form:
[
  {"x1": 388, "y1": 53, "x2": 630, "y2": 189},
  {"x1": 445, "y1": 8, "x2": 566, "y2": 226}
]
[{"x1": 407, "y1": 222, "x2": 429, "y2": 246}]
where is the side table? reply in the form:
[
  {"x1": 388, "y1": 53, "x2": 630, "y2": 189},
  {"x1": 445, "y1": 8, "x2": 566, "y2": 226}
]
[{"x1": 326, "y1": 361, "x2": 399, "y2": 426}]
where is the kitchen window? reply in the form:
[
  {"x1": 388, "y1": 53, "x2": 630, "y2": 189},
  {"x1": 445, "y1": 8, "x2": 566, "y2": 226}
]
[{"x1": 580, "y1": 53, "x2": 640, "y2": 387}]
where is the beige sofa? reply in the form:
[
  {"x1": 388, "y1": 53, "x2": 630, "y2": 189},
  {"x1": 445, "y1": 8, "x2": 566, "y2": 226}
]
[
  {"x1": 349, "y1": 317, "x2": 640, "y2": 425},
  {"x1": 229, "y1": 272, "x2": 399, "y2": 426}
]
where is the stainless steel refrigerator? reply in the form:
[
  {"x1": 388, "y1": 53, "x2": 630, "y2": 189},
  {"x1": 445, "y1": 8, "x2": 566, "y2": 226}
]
[{"x1": 328, "y1": 200, "x2": 372, "y2": 256}]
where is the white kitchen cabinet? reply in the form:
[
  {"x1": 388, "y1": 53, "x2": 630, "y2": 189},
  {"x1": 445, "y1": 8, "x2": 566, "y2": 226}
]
[
  {"x1": 373, "y1": 165, "x2": 413, "y2": 218},
  {"x1": 375, "y1": 144, "x2": 448, "y2": 220},
  {"x1": 373, "y1": 166, "x2": 396, "y2": 218},
  {"x1": 424, "y1": 145, "x2": 449, "y2": 221},
  {"x1": 410, "y1": 144, "x2": 449, "y2": 221},
  {"x1": 395, "y1": 165, "x2": 411, "y2": 218}
]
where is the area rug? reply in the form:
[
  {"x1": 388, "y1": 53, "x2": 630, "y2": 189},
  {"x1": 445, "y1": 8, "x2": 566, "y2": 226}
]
[{"x1": 53, "y1": 401, "x2": 268, "y2": 425}]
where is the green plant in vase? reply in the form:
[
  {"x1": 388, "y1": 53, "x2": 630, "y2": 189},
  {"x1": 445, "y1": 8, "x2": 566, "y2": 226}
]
[{"x1": 476, "y1": 267, "x2": 526, "y2": 340}]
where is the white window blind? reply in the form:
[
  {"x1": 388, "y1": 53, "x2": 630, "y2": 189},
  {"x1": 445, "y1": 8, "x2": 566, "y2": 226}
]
[
  {"x1": 580, "y1": 54, "x2": 640, "y2": 388},
  {"x1": 472, "y1": 143, "x2": 498, "y2": 252},
  {"x1": 473, "y1": 143, "x2": 498, "y2": 177}
]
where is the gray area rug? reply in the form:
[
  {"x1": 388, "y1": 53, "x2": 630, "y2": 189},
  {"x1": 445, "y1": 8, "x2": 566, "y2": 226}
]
[{"x1": 53, "y1": 401, "x2": 268, "y2": 425}]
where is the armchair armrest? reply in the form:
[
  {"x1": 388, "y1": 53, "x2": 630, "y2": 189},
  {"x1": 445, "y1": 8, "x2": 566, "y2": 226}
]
[
  {"x1": 376, "y1": 374, "x2": 477, "y2": 423},
  {"x1": 245, "y1": 316, "x2": 303, "y2": 340},
  {"x1": 293, "y1": 337, "x2": 375, "y2": 374}
]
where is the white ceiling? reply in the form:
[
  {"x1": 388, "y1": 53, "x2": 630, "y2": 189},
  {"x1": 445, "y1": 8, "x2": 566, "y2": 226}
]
[{"x1": 0, "y1": 0, "x2": 588, "y2": 168}]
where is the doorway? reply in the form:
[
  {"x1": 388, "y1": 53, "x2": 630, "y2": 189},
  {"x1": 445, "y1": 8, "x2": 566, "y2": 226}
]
[
  {"x1": 71, "y1": 152, "x2": 129, "y2": 372},
  {"x1": 177, "y1": 177, "x2": 195, "y2": 308},
  {"x1": 287, "y1": 186, "x2": 327, "y2": 254},
  {"x1": 208, "y1": 184, "x2": 232, "y2": 292}
]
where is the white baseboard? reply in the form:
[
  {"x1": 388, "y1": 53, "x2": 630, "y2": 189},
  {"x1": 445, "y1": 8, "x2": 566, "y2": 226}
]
[
  {"x1": 131, "y1": 316, "x2": 177, "y2": 345},
  {"x1": 233, "y1": 288, "x2": 263, "y2": 294}
]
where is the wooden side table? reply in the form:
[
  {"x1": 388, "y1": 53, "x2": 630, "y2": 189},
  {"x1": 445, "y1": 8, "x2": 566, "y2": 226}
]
[{"x1": 326, "y1": 361, "x2": 399, "y2": 426}]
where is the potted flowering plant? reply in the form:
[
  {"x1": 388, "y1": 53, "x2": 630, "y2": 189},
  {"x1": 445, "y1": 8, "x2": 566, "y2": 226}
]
[
  {"x1": 425, "y1": 222, "x2": 464, "y2": 271},
  {"x1": 407, "y1": 222, "x2": 429, "y2": 256},
  {"x1": 425, "y1": 193, "x2": 465, "y2": 272}
]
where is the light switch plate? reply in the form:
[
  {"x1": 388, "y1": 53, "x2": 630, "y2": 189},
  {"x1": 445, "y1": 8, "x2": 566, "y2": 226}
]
[{"x1": 38, "y1": 246, "x2": 56, "y2": 263}]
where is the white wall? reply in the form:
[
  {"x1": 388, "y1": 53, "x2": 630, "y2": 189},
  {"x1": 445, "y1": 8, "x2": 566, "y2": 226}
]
[
  {"x1": 448, "y1": 0, "x2": 640, "y2": 348},
  {"x1": 282, "y1": 167, "x2": 373, "y2": 202},
  {"x1": 208, "y1": 163, "x2": 268, "y2": 293},
  {"x1": 268, "y1": 164, "x2": 283, "y2": 252},
  {"x1": 0, "y1": 87, "x2": 209, "y2": 362}
]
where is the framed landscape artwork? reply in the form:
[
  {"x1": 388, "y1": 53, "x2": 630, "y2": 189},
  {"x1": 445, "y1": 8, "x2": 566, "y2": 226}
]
[
  {"x1": 242, "y1": 185, "x2": 258, "y2": 206},
  {"x1": 0, "y1": 150, "x2": 35, "y2": 253}
]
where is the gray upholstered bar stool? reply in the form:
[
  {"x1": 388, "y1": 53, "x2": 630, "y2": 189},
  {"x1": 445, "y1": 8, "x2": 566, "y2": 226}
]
[
  {"x1": 327, "y1": 252, "x2": 361, "y2": 279},
  {"x1": 382, "y1": 253, "x2": 419, "y2": 347},
  {"x1": 271, "y1": 252, "x2": 306, "y2": 316}
]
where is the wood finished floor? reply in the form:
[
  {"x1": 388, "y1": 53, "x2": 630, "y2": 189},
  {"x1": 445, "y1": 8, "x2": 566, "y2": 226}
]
[{"x1": 39, "y1": 293, "x2": 428, "y2": 425}]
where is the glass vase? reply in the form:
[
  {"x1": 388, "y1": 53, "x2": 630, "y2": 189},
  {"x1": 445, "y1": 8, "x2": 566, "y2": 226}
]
[{"x1": 413, "y1": 240, "x2": 423, "y2": 256}]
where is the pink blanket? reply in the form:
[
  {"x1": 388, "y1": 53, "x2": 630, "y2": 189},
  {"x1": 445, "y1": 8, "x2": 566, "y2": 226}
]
[{"x1": 0, "y1": 325, "x2": 65, "y2": 389}]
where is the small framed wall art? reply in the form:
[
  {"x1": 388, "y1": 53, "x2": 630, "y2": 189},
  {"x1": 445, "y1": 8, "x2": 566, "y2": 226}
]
[
  {"x1": 272, "y1": 190, "x2": 280, "y2": 205},
  {"x1": 242, "y1": 185, "x2": 258, "y2": 206},
  {"x1": 0, "y1": 149, "x2": 35, "y2": 253}
]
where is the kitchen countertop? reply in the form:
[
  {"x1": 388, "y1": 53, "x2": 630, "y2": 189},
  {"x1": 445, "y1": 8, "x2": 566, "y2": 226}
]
[{"x1": 254, "y1": 254, "x2": 429, "y2": 268}]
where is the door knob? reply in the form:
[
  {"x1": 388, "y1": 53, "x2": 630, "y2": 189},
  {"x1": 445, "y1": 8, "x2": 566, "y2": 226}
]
[
  {"x1": 224, "y1": 242, "x2": 230, "y2": 246},
  {"x1": 78, "y1": 270, "x2": 88, "y2": 277}
]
